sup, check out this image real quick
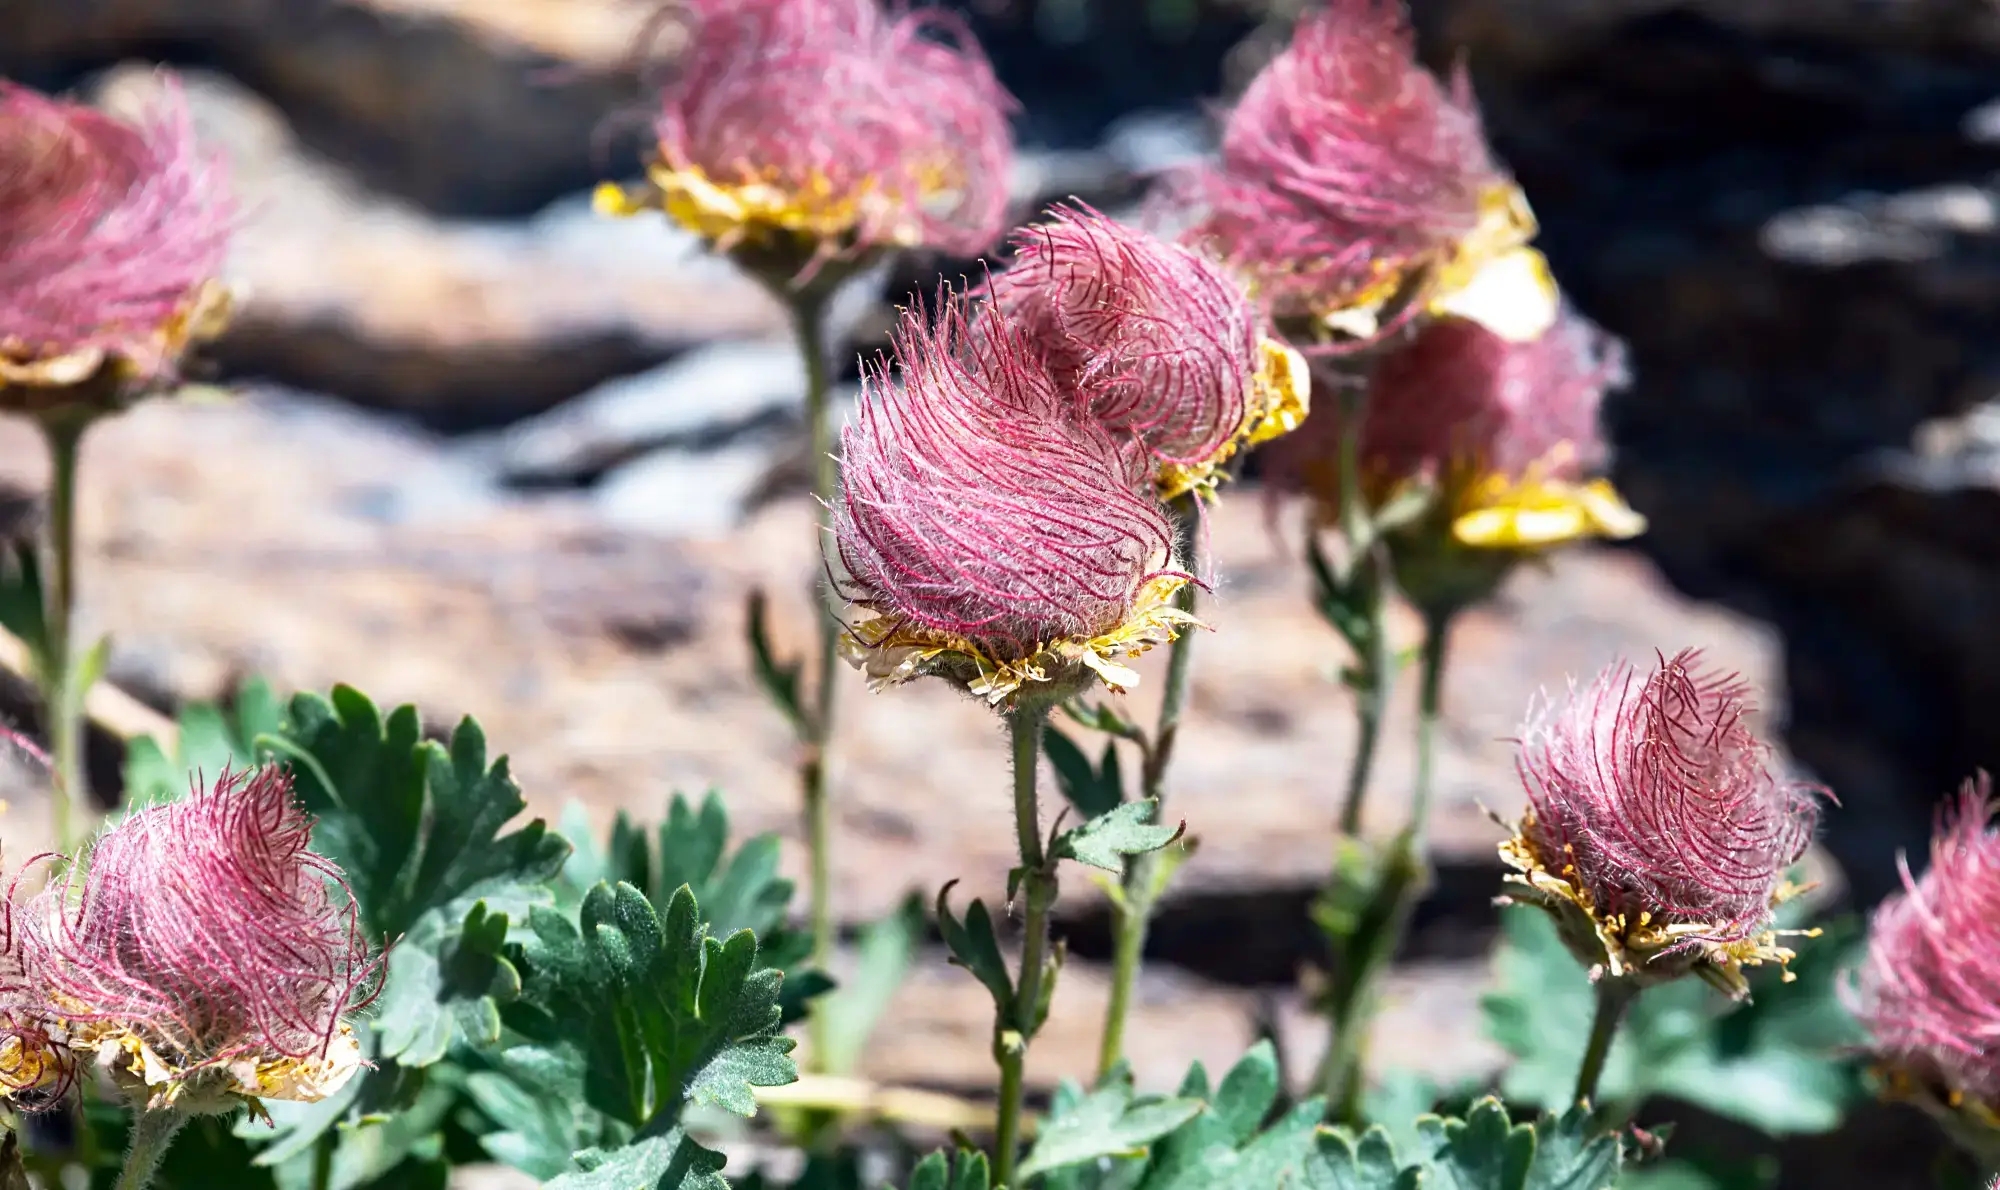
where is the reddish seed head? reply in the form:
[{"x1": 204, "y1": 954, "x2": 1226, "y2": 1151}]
[
  {"x1": 833, "y1": 291, "x2": 1175, "y2": 663},
  {"x1": 1516, "y1": 649, "x2": 1823, "y2": 952},
  {"x1": 0, "y1": 76, "x2": 231, "y2": 382},
  {"x1": 986, "y1": 203, "x2": 1264, "y2": 468},
  {"x1": 26, "y1": 766, "x2": 379, "y2": 1094},
  {"x1": 1849, "y1": 775, "x2": 2000, "y2": 1105},
  {"x1": 1179, "y1": 0, "x2": 1499, "y2": 320},
  {"x1": 655, "y1": 0, "x2": 1015, "y2": 255}
]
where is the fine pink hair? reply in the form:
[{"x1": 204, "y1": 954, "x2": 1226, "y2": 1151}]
[
  {"x1": 986, "y1": 203, "x2": 1264, "y2": 467},
  {"x1": 0, "y1": 77, "x2": 231, "y2": 377},
  {"x1": 1516, "y1": 649, "x2": 1824, "y2": 953},
  {"x1": 1848, "y1": 775, "x2": 2000, "y2": 1103},
  {"x1": 0, "y1": 852, "x2": 71, "y2": 1108},
  {"x1": 657, "y1": 0, "x2": 1016, "y2": 256},
  {"x1": 1265, "y1": 308, "x2": 1626, "y2": 499},
  {"x1": 834, "y1": 291, "x2": 1177, "y2": 661},
  {"x1": 25, "y1": 766, "x2": 380, "y2": 1076},
  {"x1": 1175, "y1": 0, "x2": 1498, "y2": 320}
]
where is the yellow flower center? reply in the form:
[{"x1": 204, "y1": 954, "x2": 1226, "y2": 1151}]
[
  {"x1": 76, "y1": 1019, "x2": 364, "y2": 1113},
  {"x1": 596, "y1": 157, "x2": 961, "y2": 252}
]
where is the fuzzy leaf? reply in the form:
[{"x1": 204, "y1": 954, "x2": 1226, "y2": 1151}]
[
  {"x1": 1018, "y1": 1072, "x2": 1204, "y2": 1180},
  {"x1": 375, "y1": 901, "x2": 522, "y2": 1066},
  {"x1": 1053, "y1": 799, "x2": 1179, "y2": 872},
  {"x1": 1139, "y1": 1043, "x2": 1326, "y2": 1190},
  {"x1": 509, "y1": 882, "x2": 796, "y2": 1129},
  {"x1": 549, "y1": 1129, "x2": 730, "y2": 1190},
  {"x1": 1523, "y1": 1104, "x2": 1622, "y2": 1190},
  {"x1": 468, "y1": 1047, "x2": 628, "y2": 1180},
  {"x1": 1416, "y1": 1099, "x2": 1536, "y2": 1190}
]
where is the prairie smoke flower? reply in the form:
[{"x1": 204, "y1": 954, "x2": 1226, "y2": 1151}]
[
  {"x1": 1848, "y1": 775, "x2": 2000, "y2": 1122},
  {"x1": 596, "y1": 0, "x2": 1015, "y2": 278},
  {"x1": 26, "y1": 766, "x2": 378, "y2": 1112},
  {"x1": 1178, "y1": 0, "x2": 1554, "y2": 343},
  {"x1": 1498, "y1": 649, "x2": 1825, "y2": 998},
  {"x1": 0, "y1": 77, "x2": 231, "y2": 411},
  {"x1": 833, "y1": 293, "x2": 1193, "y2": 705},
  {"x1": 0, "y1": 859, "x2": 69, "y2": 1108},
  {"x1": 985, "y1": 204, "x2": 1311, "y2": 500}
]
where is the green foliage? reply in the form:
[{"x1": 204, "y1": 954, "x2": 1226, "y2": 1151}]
[
  {"x1": 1016, "y1": 1069, "x2": 1204, "y2": 1181},
  {"x1": 813, "y1": 892, "x2": 925, "y2": 1076},
  {"x1": 547, "y1": 1129, "x2": 730, "y2": 1190},
  {"x1": 120, "y1": 675, "x2": 285, "y2": 813},
  {"x1": 0, "y1": 539, "x2": 47, "y2": 664},
  {"x1": 1045, "y1": 727, "x2": 1126, "y2": 819},
  {"x1": 506, "y1": 881, "x2": 797, "y2": 1129},
  {"x1": 559, "y1": 791, "x2": 829, "y2": 1025},
  {"x1": 375, "y1": 901, "x2": 523, "y2": 1067},
  {"x1": 746, "y1": 588, "x2": 809, "y2": 737},
  {"x1": 1482, "y1": 907, "x2": 1866, "y2": 1134},
  {"x1": 893, "y1": 1150, "x2": 992, "y2": 1190},
  {"x1": 1051, "y1": 800, "x2": 1180, "y2": 872},
  {"x1": 936, "y1": 881, "x2": 1015, "y2": 1017}
]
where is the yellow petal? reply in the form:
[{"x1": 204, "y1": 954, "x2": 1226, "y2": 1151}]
[{"x1": 1431, "y1": 246, "x2": 1560, "y2": 343}]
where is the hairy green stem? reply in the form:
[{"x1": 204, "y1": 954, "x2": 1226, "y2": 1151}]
[
  {"x1": 790, "y1": 293, "x2": 840, "y2": 1072},
  {"x1": 1575, "y1": 977, "x2": 1638, "y2": 1107},
  {"x1": 995, "y1": 703, "x2": 1054, "y2": 1188},
  {"x1": 39, "y1": 416, "x2": 88, "y2": 851},
  {"x1": 113, "y1": 1111, "x2": 185, "y2": 1190},
  {"x1": 1330, "y1": 386, "x2": 1391, "y2": 840},
  {"x1": 1096, "y1": 497, "x2": 1200, "y2": 1081}
]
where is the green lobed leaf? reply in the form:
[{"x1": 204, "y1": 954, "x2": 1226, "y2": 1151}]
[
  {"x1": 1417, "y1": 1099, "x2": 1535, "y2": 1190},
  {"x1": 508, "y1": 881, "x2": 797, "y2": 1130},
  {"x1": 548, "y1": 1129, "x2": 730, "y2": 1190},
  {"x1": 1052, "y1": 799, "x2": 1180, "y2": 872},
  {"x1": 375, "y1": 901, "x2": 523, "y2": 1067},
  {"x1": 1017, "y1": 1070, "x2": 1204, "y2": 1180},
  {"x1": 1522, "y1": 1104, "x2": 1621, "y2": 1190},
  {"x1": 891, "y1": 1150, "x2": 993, "y2": 1190},
  {"x1": 1045, "y1": 727, "x2": 1124, "y2": 820},
  {"x1": 465, "y1": 1046, "x2": 629, "y2": 1180},
  {"x1": 936, "y1": 882, "x2": 1014, "y2": 1016},
  {"x1": 1302, "y1": 1128, "x2": 1422, "y2": 1190},
  {"x1": 1136, "y1": 1042, "x2": 1327, "y2": 1190}
]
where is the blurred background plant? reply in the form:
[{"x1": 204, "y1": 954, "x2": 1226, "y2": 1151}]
[{"x1": 3, "y1": 0, "x2": 2000, "y2": 1186}]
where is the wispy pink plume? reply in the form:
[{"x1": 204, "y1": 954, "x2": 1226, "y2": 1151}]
[
  {"x1": 986, "y1": 203, "x2": 1263, "y2": 466},
  {"x1": 659, "y1": 0, "x2": 1016, "y2": 255},
  {"x1": 27, "y1": 766, "x2": 379, "y2": 1079},
  {"x1": 1849, "y1": 775, "x2": 2000, "y2": 1104},
  {"x1": 1517, "y1": 649, "x2": 1823, "y2": 953},
  {"x1": 1265, "y1": 307, "x2": 1626, "y2": 500},
  {"x1": 0, "y1": 853, "x2": 70, "y2": 1108},
  {"x1": 0, "y1": 77, "x2": 231, "y2": 378},
  {"x1": 1177, "y1": 0, "x2": 1498, "y2": 320},
  {"x1": 834, "y1": 291, "x2": 1176, "y2": 661}
]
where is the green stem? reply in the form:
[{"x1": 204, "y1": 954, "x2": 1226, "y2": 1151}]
[
  {"x1": 1329, "y1": 387, "x2": 1392, "y2": 840},
  {"x1": 995, "y1": 702, "x2": 1054, "y2": 1189},
  {"x1": 1410, "y1": 608, "x2": 1454, "y2": 846},
  {"x1": 790, "y1": 294, "x2": 840, "y2": 1071},
  {"x1": 309, "y1": 1128, "x2": 335, "y2": 1190},
  {"x1": 113, "y1": 1111, "x2": 185, "y2": 1190},
  {"x1": 1574, "y1": 977, "x2": 1638, "y2": 1107},
  {"x1": 39, "y1": 416, "x2": 89, "y2": 851},
  {"x1": 1096, "y1": 496, "x2": 1200, "y2": 1082}
]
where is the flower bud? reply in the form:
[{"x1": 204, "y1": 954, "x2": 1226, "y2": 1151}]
[
  {"x1": 26, "y1": 766, "x2": 379, "y2": 1112},
  {"x1": 1848, "y1": 775, "x2": 2000, "y2": 1136},
  {"x1": 1176, "y1": 0, "x2": 1553, "y2": 342},
  {"x1": 1498, "y1": 649, "x2": 1825, "y2": 998},
  {"x1": 1267, "y1": 308, "x2": 1643, "y2": 611},
  {"x1": 986, "y1": 204, "x2": 1310, "y2": 499},
  {"x1": 832, "y1": 292, "x2": 1193, "y2": 705},
  {"x1": 597, "y1": 0, "x2": 1015, "y2": 281},
  {"x1": 0, "y1": 76, "x2": 232, "y2": 414}
]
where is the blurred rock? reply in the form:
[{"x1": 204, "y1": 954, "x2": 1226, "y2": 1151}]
[
  {"x1": 91, "y1": 66, "x2": 787, "y2": 428},
  {"x1": 595, "y1": 442, "x2": 791, "y2": 538},
  {"x1": 4, "y1": 0, "x2": 661, "y2": 215}
]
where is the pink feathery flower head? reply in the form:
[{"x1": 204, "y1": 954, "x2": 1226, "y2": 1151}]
[
  {"x1": 833, "y1": 290, "x2": 1192, "y2": 705},
  {"x1": 0, "y1": 854, "x2": 71, "y2": 1109},
  {"x1": 1266, "y1": 307, "x2": 1643, "y2": 552},
  {"x1": 985, "y1": 203, "x2": 1310, "y2": 499},
  {"x1": 1848, "y1": 775, "x2": 2000, "y2": 1109},
  {"x1": 602, "y1": 0, "x2": 1016, "y2": 269},
  {"x1": 1177, "y1": 0, "x2": 1518, "y2": 334},
  {"x1": 1501, "y1": 648, "x2": 1826, "y2": 996},
  {"x1": 0, "y1": 75, "x2": 232, "y2": 398},
  {"x1": 26, "y1": 765, "x2": 380, "y2": 1111}
]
